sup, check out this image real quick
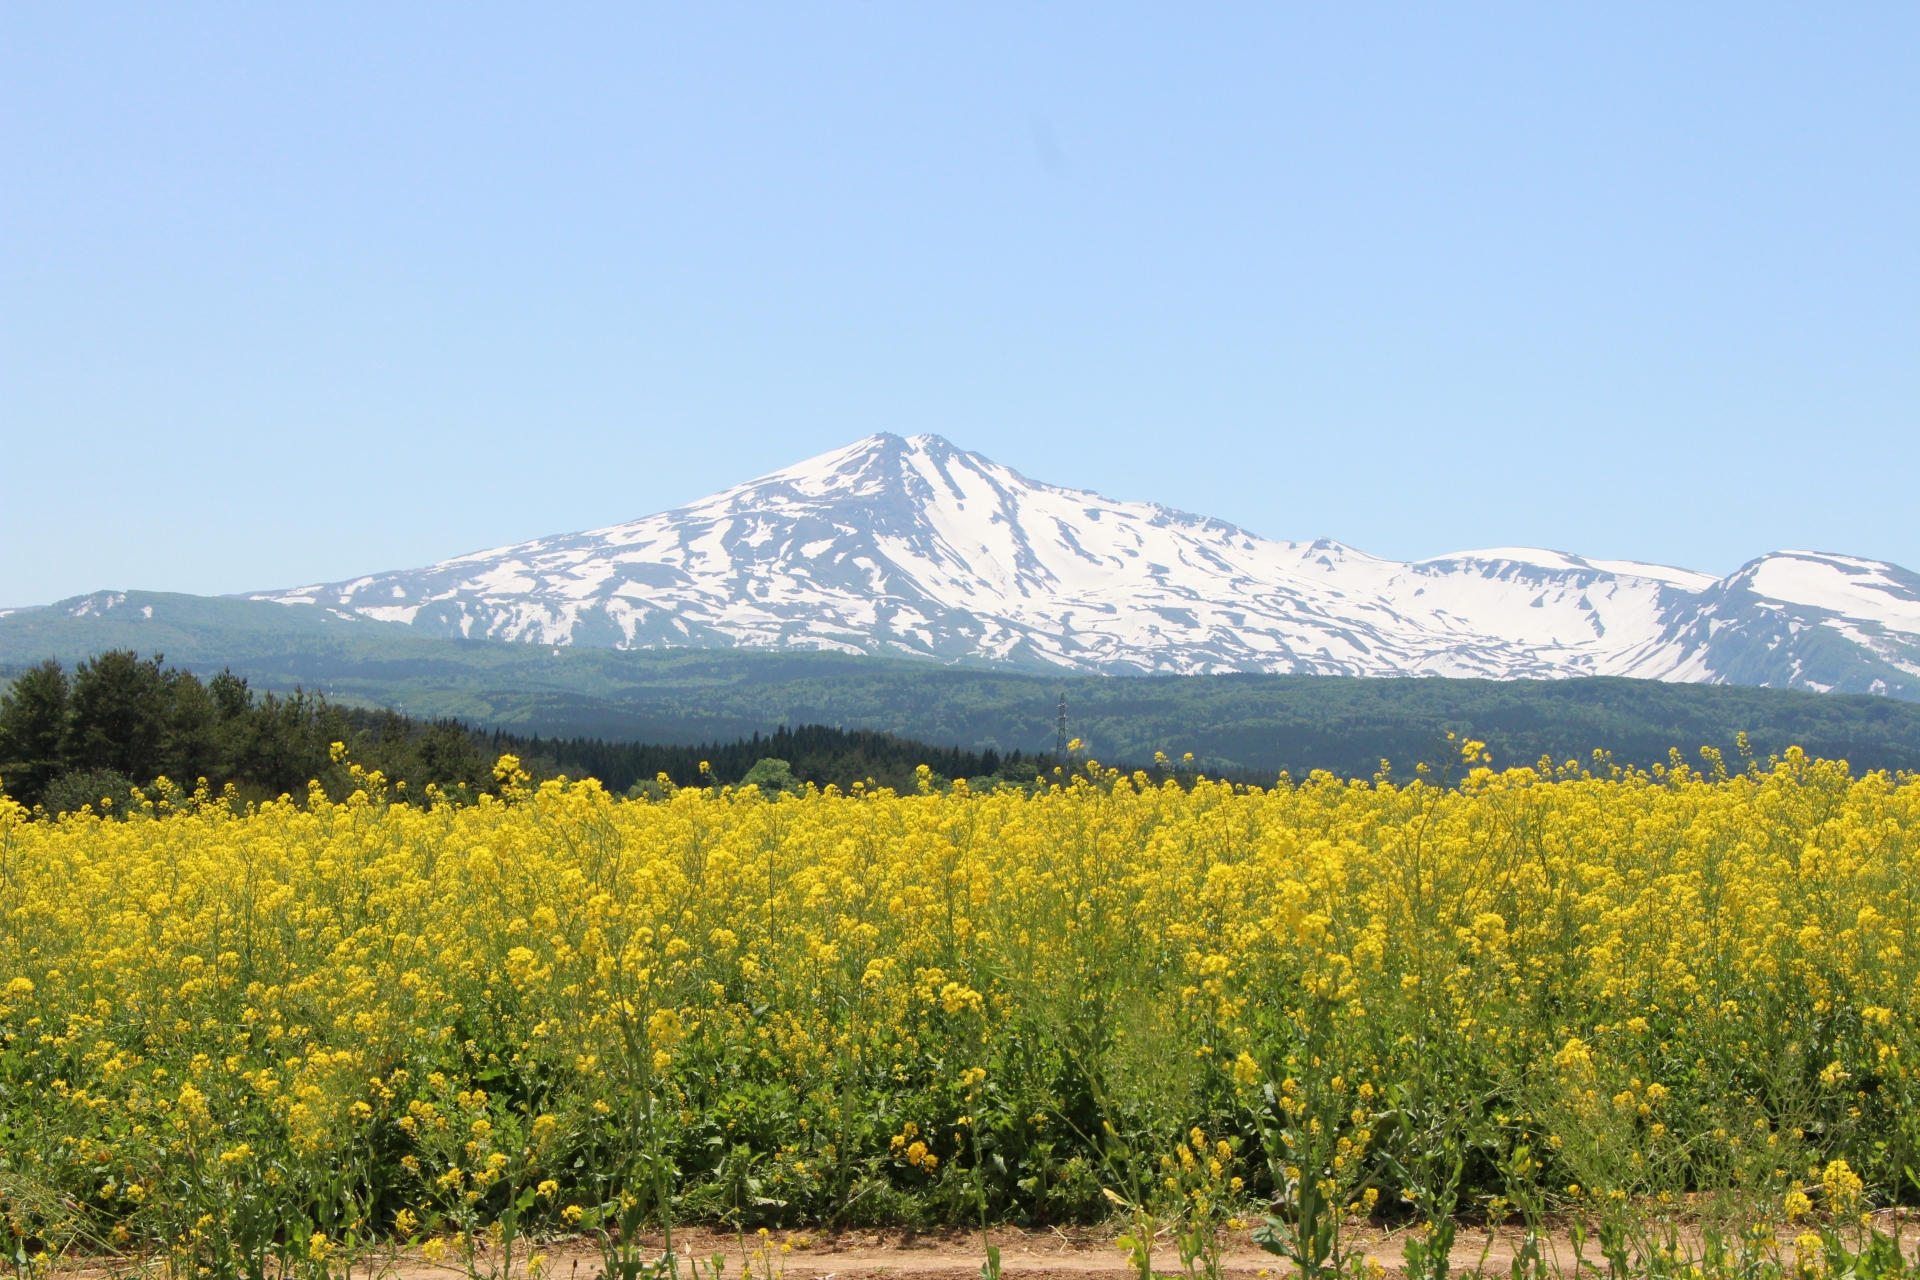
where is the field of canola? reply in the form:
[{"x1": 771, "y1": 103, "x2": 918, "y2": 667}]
[{"x1": 3, "y1": 744, "x2": 1920, "y2": 1279}]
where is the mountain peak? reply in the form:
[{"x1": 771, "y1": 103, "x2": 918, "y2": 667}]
[{"x1": 248, "y1": 437, "x2": 1920, "y2": 696}]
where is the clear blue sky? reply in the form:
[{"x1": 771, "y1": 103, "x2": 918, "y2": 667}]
[{"x1": 4, "y1": 4, "x2": 1916, "y2": 607}]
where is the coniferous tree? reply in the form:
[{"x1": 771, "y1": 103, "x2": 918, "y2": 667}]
[
  {"x1": 414, "y1": 719, "x2": 485, "y2": 790},
  {"x1": 67, "y1": 651, "x2": 172, "y2": 782},
  {"x1": 166, "y1": 667, "x2": 227, "y2": 785},
  {"x1": 231, "y1": 689, "x2": 344, "y2": 799},
  {"x1": 0, "y1": 659, "x2": 73, "y2": 806}
]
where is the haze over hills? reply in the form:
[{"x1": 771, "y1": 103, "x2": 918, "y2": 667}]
[{"x1": 219, "y1": 433, "x2": 1920, "y2": 698}]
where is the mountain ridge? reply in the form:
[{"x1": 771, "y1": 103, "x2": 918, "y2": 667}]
[{"x1": 225, "y1": 433, "x2": 1920, "y2": 699}]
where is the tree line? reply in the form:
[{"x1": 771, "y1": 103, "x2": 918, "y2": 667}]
[
  {"x1": 0, "y1": 651, "x2": 1056, "y2": 815},
  {"x1": 516, "y1": 721, "x2": 1045, "y2": 796},
  {"x1": 0, "y1": 652, "x2": 491, "y2": 813}
]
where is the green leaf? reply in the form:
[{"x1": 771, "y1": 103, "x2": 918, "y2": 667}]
[{"x1": 1252, "y1": 1217, "x2": 1290, "y2": 1258}]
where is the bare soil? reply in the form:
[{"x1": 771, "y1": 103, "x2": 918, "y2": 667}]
[
  {"x1": 45, "y1": 1216, "x2": 1920, "y2": 1279},
  {"x1": 374, "y1": 1216, "x2": 1917, "y2": 1280}
]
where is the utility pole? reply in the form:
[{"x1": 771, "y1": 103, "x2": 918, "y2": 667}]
[{"x1": 1055, "y1": 693, "x2": 1068, "y2": 759}]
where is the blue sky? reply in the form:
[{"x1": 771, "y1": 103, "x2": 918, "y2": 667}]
[{"x1": 3, "y1": 4, "x2": 1916, "y2": 606}]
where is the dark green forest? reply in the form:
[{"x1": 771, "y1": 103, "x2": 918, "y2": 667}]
[
  {"x1": 0, "y1": 652, "x2": 487, "y2": 813},
  {"x1": 515, "y1": 722, "x2": 1043, "y2": 796},
  {"x1": 0, "y1": 651, "x2": 1048, "y2": 814}
]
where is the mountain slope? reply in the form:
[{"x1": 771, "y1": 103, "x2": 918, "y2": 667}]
[
  {"x1": 242, "y1": 433, "x2": 1920, "y2": 697},
  {"x1": 13, "y1": 606, "x2": 1920, "y2": 777}
]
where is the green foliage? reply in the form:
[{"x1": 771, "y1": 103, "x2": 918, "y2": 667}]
[
  {"x1": 65, "y1": 649, "x2": 173, "y2": 781},
  {"x1": 518, "y1": 724, "x2": 1035, "y2": 796},
  {"x1": 740, "y1": 758, "x2": 797, "y2": 794},
  {"x1": 0, "y1": 651, "x2": 497, "y2": 811},
  {"x1": 39, "y1": 767, "x2": 138, "y2": 819},
  {"x1": 0, "y1": 660, "x2": 69, "y2": 805}
]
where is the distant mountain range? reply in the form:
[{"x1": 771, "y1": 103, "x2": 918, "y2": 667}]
[
  {"x1": 6, "y1": 434, "x2": 1917, "y2": 703},
  {"x1": 196, "y1": 432, "x2": 1920, "y2": 699},
  {"x1": 3, "y1": 435, "x2": 1920, "y2": 771}
]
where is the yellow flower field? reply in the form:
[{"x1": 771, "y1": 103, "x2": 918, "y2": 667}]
[{"x1": 2, "y1": 743, "x2": 1917, "y2": 1277}]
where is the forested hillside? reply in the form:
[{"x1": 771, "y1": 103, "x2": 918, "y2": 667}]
[
  {"x1": 10, "y1": 598, "x2": 1920, "y2": 776},
  {"x1": 0, "y1": 651, "x2": 1046, "y2": 813}
]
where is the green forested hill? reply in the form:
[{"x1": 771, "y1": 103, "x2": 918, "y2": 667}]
[
  {"x1": 0, "y1": 643, "x2": 1032, "y2": 811},
  {"x1": 7, "y1": 590, "x2": 1920, "y2": 776}
]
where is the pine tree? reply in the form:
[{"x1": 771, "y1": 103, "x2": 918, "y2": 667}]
[
  {"x1": 0, "y1": 659, "x2": 73, "y2": 807},
  {"x1": 67, "y1": 651, "x2": 171, "y2": 783}
]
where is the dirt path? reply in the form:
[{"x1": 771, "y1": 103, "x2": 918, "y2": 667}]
[
  {"x1": 47, "y1": 1216, "x2": 1920, "y2": 1279},
  {"x1": 370, "y1": 1216, "x2": 1917, "y2": 1280}
]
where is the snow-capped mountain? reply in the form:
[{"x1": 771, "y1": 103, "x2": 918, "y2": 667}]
[{"x1": 250, "y1": 434, "x2": 1920, "y2": 698}]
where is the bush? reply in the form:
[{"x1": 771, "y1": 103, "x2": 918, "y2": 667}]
[
  {"x1": 39, "y1": 767, "x2": 137, "y2": 817},
  {"x1": 740, "y1": 756, "x2": 797, "y2": 794}
]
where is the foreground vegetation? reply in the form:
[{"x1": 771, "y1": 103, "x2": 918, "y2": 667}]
[{"x1": 2, "y1": 741, "x2": 1919, "y2": 1279}]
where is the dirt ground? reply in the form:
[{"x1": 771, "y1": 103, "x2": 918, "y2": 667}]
[
  {"x1": 362, "y1": 1215, "x2": 1920, "y2": 1280},
  {"x1": 39, "y1": 1215, "x2": 1920, "y2": 1278}
]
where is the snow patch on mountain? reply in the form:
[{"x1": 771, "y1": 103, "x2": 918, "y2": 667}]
[{"x1": 249, "y1": 434, "x2": 1920, "y2": 699}]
